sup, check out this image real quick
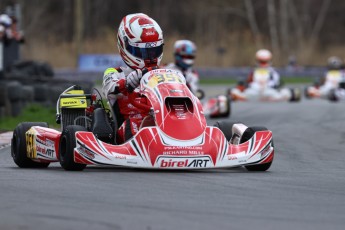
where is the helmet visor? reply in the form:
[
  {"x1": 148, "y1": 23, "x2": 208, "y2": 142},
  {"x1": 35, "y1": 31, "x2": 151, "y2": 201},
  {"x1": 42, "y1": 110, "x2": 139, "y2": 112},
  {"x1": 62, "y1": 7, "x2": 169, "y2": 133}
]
[{"x1": 126, "y1": 43, "x2": 163, "y2": 60}]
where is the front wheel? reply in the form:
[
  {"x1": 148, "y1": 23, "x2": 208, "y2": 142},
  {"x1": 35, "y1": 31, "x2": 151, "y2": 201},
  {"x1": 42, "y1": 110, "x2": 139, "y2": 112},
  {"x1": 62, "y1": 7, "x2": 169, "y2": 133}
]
[
  {"x1": 59, "y1": 125, "x2": 87, "y2": 171},
  {"x1": 243, "y1": 126, "x2": 273, "y2": 171},
  {"x1": 11, "y1": 122, "x2": 50, "y2": 168}
]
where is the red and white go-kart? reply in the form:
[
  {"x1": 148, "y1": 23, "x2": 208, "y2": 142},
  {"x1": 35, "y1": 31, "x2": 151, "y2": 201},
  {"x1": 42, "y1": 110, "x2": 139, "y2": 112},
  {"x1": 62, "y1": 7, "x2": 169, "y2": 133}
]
[{"x1": 11, "y1": 69, "x2": 274, "y2": 171}]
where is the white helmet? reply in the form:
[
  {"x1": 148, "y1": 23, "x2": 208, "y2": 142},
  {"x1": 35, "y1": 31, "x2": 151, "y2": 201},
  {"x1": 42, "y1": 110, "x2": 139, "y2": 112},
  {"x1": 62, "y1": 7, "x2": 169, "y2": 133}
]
[
  {"x1": 256, "y1": 49, "x2": 272, "y2": 64},
  {"x1": 0, "y1": 14, "x2": 12, "y2": 27},
  {"x1": 117, "y1": 13, "x2": 164, "y2": 69},
  {"x1": 327, "y1": 56, "x2": 343, "y2": 70},
  {"x1": 174, "y1": 40, "x2": 197, "y2": 69}
]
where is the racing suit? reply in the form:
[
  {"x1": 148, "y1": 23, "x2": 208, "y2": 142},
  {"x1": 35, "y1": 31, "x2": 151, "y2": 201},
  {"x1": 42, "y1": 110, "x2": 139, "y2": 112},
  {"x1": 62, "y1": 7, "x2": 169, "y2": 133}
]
[
  {"x1": 165, "y1": 63, "x2": 199, "y2": 95},
  {"x1": 319, "y1": 70, "x2": 345, "y2": 98},
  {"x1": 102, "y1": 66, "x2": 150, "y2": 143},
  {"x1": 232, "y1": 66, "x2": 290, "y2": 101}
]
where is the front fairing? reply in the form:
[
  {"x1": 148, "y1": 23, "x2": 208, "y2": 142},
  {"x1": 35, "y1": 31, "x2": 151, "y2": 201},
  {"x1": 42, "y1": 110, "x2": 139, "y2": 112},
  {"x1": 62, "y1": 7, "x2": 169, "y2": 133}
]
[{"x1": 139, "y1": 69, "x2": 206, "y2": 140}]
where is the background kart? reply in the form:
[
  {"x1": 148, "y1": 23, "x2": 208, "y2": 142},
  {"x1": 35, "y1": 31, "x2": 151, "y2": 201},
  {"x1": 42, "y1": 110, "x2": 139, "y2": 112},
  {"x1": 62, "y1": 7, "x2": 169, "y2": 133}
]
[
  {"x1": 11, "y1": 69, "x2": 274, "y2": 171},
  {"x1": 202, "y1": 94, "x2": 231, "y2": 118},
  {"x1": 228, "y1": 75, "x2": 301, "y2": 102}
]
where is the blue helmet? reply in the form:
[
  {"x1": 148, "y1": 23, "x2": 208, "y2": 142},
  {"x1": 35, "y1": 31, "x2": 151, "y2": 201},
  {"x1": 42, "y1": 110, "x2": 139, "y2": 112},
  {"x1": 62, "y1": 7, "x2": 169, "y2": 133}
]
[{"x1": 174, "y1": 40, "x2": 196, "y2": 70}]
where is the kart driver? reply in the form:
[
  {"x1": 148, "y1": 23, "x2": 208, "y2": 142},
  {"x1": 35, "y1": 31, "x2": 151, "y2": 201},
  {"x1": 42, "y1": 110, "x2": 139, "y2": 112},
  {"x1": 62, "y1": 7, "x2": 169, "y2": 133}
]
[
  {"x1": 102, "y1": 13, "x2": 164, "y2": 143},
  {"x1": 306, "y1": 56, "x2": 345, "y2": 99},
  {"x1": 165, "y1": 40, "x2": 200, "y2": 95},
  {"x1": 247, "y1": 49, "x2": 281, "y2": 89},
  {"x1": 231, "y1": 49, "x2": 290, "y2": 101}
]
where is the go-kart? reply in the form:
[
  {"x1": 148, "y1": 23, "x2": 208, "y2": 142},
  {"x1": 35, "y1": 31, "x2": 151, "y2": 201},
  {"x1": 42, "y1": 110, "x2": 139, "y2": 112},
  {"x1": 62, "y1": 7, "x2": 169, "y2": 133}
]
[
  {"x1": 228, "y1": 72, "x2": 301, "y2": 102},
  {"x1": 11, "y1": 69, "x2": 274, "y2": 171},
  {"x1": 202, "y1": 94, "x2": 231, "y2": 118}
]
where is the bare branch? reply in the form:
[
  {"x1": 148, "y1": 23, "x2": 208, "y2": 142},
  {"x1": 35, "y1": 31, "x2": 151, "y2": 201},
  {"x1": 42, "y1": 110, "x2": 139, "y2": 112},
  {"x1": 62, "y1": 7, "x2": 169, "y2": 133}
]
[
  {"x1": 244, "y1": 0, "x2": 262, "y2": 48},
  {"x1": 267, "y1": 0, "x2": 280, "y2": 55},
  {"x1": 311, "y1": 0, "x2": 332, "y2": 39}
]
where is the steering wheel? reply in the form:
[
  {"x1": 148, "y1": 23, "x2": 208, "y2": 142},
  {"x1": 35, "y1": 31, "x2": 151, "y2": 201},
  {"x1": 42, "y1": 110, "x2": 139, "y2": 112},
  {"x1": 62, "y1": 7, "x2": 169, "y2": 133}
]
[{"x1": 127, "y1": 66, "x2": 157, "y2": 112}]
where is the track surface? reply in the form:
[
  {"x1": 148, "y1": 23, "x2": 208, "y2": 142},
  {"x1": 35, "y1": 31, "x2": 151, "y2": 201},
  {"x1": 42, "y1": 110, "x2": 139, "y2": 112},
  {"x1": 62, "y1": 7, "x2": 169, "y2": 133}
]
[{"x1": 1, "y1": 86, "x2": 345, "y2": 230}]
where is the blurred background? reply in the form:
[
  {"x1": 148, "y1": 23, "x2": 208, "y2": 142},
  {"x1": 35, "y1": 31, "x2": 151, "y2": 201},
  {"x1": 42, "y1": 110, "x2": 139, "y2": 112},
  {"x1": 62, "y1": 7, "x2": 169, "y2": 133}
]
[
  {"x1": 1, "y1": 0, "x2": 344, "y2": 68},
  {"x1": 0, "y1": 0, "x2": 344, "y2": 125}
]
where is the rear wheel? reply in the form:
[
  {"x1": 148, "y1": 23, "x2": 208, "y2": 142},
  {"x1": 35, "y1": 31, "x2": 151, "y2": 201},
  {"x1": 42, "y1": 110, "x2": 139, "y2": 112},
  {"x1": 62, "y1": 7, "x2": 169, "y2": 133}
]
[
  {"x1": 11, "y1": 122, "x2": 50, "y2": 168},
  {"x1": 210, "y1": 95, "x2": 231, "y2": 118},
  {"x1": 243, "y1": 126, "x2": 273, "y2": 171},
  {"x1": 289, "y1": 88, "x2": 301, "y2": 102},
  {"x1": 196, "y1": 89, "x2": 205, "y2": 100},
  {"x1": 59, "y1": 125, "x2": 87, "y2": 171}
]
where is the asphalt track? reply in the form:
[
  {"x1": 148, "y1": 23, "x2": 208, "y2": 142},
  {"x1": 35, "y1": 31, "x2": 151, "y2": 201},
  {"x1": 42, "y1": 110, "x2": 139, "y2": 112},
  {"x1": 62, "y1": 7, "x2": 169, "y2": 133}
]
[{"x1": 1, "y1": 85, "x2": 345, "y2": 230}]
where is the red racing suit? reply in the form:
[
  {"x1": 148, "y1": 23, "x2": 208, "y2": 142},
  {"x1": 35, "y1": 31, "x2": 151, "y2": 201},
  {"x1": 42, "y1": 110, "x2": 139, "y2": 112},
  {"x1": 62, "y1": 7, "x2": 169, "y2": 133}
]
[{"x1": 102, "y1": 66, "x2": 150, "y2": 143}]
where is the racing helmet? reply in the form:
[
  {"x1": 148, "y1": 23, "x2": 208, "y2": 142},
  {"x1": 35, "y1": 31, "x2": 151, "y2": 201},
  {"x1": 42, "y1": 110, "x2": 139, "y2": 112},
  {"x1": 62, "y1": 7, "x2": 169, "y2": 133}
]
[
  {"x1": 174, "y1": 40, "x2": 197, "y2": 70},
  {"x1": 327, "y1": 56, "x2": 343, "y2": 70},
  {"x1": 117, "y1": 13, "x2": 164, "y2": 69},
  {"x1": 0, "y1": 14, "x2": 12, "y2": 27},
  {"x1": 256, "y1": 49, "x2": 272, "y2": 66}
]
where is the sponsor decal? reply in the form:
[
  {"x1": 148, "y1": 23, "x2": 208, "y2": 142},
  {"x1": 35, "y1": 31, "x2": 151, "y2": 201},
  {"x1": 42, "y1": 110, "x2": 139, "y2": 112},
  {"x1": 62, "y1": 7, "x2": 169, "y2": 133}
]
[
  {"x1": 45, "y1": 139, "x2": 55, "y2": 147},
  {"x1": 156, "y1": 156, "x2": 213, "y2": 168},
  {"x1": 36, "y1": 145, "x2": 46, "y2": 154},
  {"x1": 145, "y1": 31, "x2": 156, "y2": 36},
  {"x1": 36, "y1": 137, "x2": 54, "y2": 147},
  {"x1": 259, "y1": 142, "x2": 272, "y2": 158},
  {"x1": 162, "y1": 146, "x2": 204, "y2": 155},
  {"x1": 46, "y1": 149, "x2": 54, "y2": 158},
  {"x1": 162, "y1": 150, "x2": 204, "y2": 155},
  {"x1": 114, "y1": 154, "x2": 126, "y2": 159},
  {"x1": 145, "y1": 42, "x2": 157, "y2": 48},
  {"x1": 36, "y1": 137, "x2": 45, "y2": 145},
  {"x1": 131, "y1": 121, "x2": 138, "y2": 133},
  {"x1": 77, "y1": 146, "x2": 95, "y2": 159},
  {"x1": 36, "y1": 144, "x2": 55, "y2": 158},
  {"x1": 228, "y1": 156, "x2": 237, "y2": 160},
  {"x1": 62, "y1": 100, "x2": 78, "y2": 105},
  {"x1": 164, "y1": 146, "x2": 203, "y2": 150}
]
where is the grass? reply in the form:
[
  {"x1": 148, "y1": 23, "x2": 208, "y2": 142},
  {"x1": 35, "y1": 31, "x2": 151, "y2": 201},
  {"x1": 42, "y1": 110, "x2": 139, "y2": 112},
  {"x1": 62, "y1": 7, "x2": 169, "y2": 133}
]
[{"x1": 0, "y1": 104, "x2": 59, "y2": 131}]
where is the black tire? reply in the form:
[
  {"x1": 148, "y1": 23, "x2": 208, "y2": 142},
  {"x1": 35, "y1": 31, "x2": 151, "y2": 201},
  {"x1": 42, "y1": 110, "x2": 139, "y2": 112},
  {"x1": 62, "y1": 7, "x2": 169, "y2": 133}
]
[
  {"x1": 328, "y1": 89, "x2": 338, "y2": 102},
  {"x1": 214, "y1": 121, "x2": 236, "y2": 141},
  {"x1": 304, "y1": 86, "x2": 311, "y2": 99},
  {"x1": 22, "y1": 85, "x2": 35, "y2": 103},
  {"x1": 289, "y1": 88, "x2": 301, "y2": 102},
  {"x1": 7, "y1": 81, "x2": 23, "y2": 102},
  {"x1": 243, "y1": 126, "x2": 273, "y2": 171},
  {"x1": 59, "y1": 125, "x2": 87, "y2": 171},
  {"x1": 0, "y1": 83, "x2": 7, "y2": 107},
  {"x1": 33, "y1": 84, "x2": 48, "y2": 102},
  {"x1": 11, "y1": 101, "x2": 23, "y2": 117},
  {"x1": 196, "y1": 89, "x2": 205, "y2": 100},
  {"x1": 11, "y1": 122, "x2": 50, "y2": 168}
]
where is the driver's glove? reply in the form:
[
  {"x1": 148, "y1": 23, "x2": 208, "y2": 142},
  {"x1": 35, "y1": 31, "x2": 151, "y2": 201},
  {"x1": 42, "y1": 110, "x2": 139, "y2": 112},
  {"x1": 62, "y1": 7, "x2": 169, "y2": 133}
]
[{"x1": 126, "y1": 69, "x2": 143, "y2": 92}]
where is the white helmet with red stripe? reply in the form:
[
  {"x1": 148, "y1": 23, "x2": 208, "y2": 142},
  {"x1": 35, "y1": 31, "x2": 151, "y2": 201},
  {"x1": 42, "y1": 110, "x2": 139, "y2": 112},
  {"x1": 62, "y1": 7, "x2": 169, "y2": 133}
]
[
  {"x1": 117, "y1": 13, "x2": 164, "y2": 69},
  {"x1": 255, "y1": 49, "x2": 272, "y2": 66}
]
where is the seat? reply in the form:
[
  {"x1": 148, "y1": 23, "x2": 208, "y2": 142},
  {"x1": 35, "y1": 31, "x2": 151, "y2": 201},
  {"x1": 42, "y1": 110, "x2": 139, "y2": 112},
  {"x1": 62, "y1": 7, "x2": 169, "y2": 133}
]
[{"x1": 91, "y1": 108, "x2": 114, "y2": 143}]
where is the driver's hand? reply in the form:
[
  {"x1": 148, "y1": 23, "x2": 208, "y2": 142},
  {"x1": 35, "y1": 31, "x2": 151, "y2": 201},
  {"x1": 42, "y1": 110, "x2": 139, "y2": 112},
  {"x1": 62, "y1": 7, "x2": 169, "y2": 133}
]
[{"x1": 126, "y1": 69, "x2": 143, "y2": 91}]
